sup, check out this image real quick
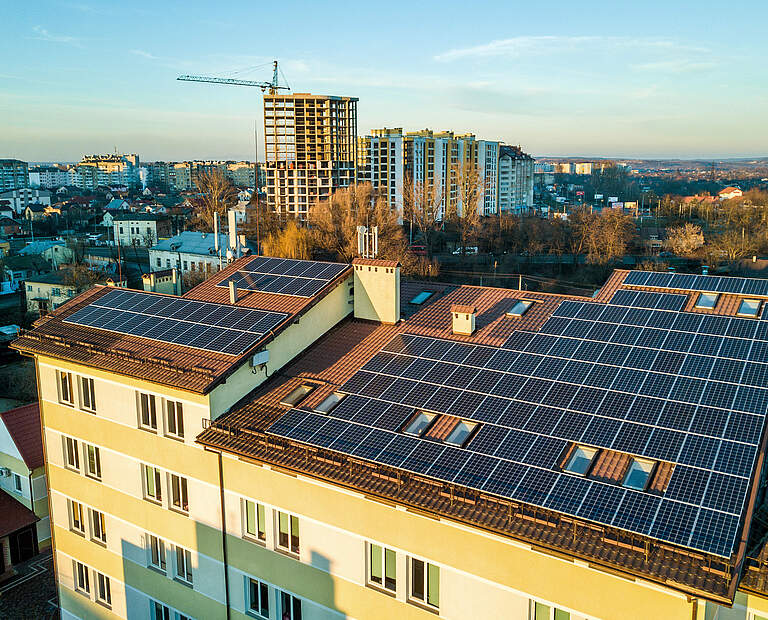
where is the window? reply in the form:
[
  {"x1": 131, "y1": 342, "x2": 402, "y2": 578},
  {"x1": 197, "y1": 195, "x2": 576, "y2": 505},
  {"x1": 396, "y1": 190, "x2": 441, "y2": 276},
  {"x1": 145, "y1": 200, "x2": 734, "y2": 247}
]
[
  {"x1": 410, "y1": 291, "x2": 433, "y2": 305},
  {"x1": 695, "y1": 292, "x2": 718, "y2": 310},
  {"x1": 564, "y1": 445, "x2": 597, "y2": 476},
  {"x1": 404, "y1": 411, "x2": 435, "y2": 436},
  {"x1": 507, "y1": 300, "x2": 533, "y2": 317},
  {"x1": 314, "y1": 392, "x2": 345, "y2": 414},
  {"x1": 69, "y1": 500, "x2": 86, "y2": 535},
  {"x1": 244, "y1": 500, "x2": 266, "y2": 542},
  {"x1": 444, "y1": 420, "x2": 477, "y2": 447},
  {"x1": 64, "y1": 437, "x2": 80, "y2": 471},
  {"x1": 156, "y1": 258, "x2": 162, "y2": 267},
  {"x1": 80, "y1": 376, "x2": 96, "y2": 411},
  {"x1": 738, "y1": 298, "x2": 762, "y2": 317},
  {"x1": 174, "y1": 546, "x2": 193, "y2": 584},
  {"x1": 74, "y1": 560, "x2": 90, "y2": 595},
  {"x1": 84, "y1": 444, "x2": 101, "y2": 480},
  {"x1": 143, "y1": 464, "x2": 163, "y2": 503},
  {"x1": 623, "y1": 457, "x2": 654, "y2": 490},
  {"x1": 279, "y1": 591, "x2": 302, "y2": 620},
  {"x1": 149, "y1": 534, "x2": 167, "y2": 572},
  {"x1": 58, "y1": 370, "x2": 74, "y2": 405},
  {"x1": 368, "y1": 543, "x2": 396, "y2": 592},
  {"x1": 12, "y1": 472, "x2": 22, "y2": 493},
  {"x1": 280, "y1": 384, "x2": 315, "y2": 407},
  {"x1": 95, "y1": 571, "x2": 111, "y2": 607},
  {"x1": 531, "y1": 600, "x2": 570, "y2": 620},
  {"x1": 139, "y1": 392, "x2": 158, "y2": 431},
  {"x1": 248, "y1": 578, "x2": 270, "y2": 618},
  {"x1": 170, "y1": 474, "x2": 189, "y2": 513},
  {"x1": 166, "y1": 400, "x2": 184, "y2": 439},
  {"x1": 410, "y1": 558, "x2": 439, "y2": 609},
  {"x1": 277, "y1": 511, "x2": 300, "y2": 554},
  {"x1": 90, "y1": 509, "x2": 106, "y2": 544},
  {"x1": 153, "y1": 601, "x2": 171, "y2": 620}
]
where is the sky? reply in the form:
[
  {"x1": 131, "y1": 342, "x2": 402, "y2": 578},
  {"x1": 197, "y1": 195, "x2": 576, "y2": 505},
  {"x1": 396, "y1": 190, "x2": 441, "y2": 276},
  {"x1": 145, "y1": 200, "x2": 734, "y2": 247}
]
[{"x1": 2, "y1": 0, "x2": 767, "y2": 162}]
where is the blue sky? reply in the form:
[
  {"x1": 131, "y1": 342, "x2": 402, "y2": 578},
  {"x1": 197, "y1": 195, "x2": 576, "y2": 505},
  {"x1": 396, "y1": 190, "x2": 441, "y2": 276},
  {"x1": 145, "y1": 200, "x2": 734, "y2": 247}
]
[{"x1": 2, "y1": 0, "x2": 767, "y2": 161}]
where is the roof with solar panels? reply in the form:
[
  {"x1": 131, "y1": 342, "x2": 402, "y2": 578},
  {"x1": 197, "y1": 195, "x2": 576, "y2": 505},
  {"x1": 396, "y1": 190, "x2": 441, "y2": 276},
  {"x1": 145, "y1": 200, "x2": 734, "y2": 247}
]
[
  {"x1": 12, "y1": 255, "x2": 352, "y2": 393},
  {"x1": 197, "y1": 268, "x2": 768, "y2": 604}
]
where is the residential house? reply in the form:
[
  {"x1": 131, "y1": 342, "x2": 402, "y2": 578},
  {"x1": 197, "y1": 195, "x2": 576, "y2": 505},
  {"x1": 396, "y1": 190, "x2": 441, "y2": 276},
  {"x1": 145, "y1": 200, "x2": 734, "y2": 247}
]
[
  {"x1": 19, "y1": 240, "x2": 74, "y2": 267},
  {"x1": 24, "y1": 270, "x2": 125, "y2": 316},
  {"x1": 113, "y1": 213, "x2": 171, "y2": 247},
  {"x1": 719, "y1": 186, "x2": 744, "y2": 200},
  {"x1": 1, "y1": 255, "x2": 52, "y2": 294},
  {"x1": 149, "y1": 230, "x2": 231, "y2": 276},
  {"x1": 23, "y1": 204, "x2": 47, "y2": 222},
  {"x1": 0, "y1": 216, "x2": 22, "y2": 237},
  {"x1": 0, "y1": 403, "x2": 50, "y2": 579}
]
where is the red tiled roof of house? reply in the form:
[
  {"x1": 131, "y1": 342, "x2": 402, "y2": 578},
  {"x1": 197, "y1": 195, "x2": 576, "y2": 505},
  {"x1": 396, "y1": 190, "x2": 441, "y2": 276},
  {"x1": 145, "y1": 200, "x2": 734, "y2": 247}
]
[
  {"x1": 450, "y1": 304, "x2": 476, "y2": 314},
  {"x1": 0, "y1": 403, "x2": 43, "y2": 470},
  {"x1": 352, "y1": 258, "x2": 400, "y2": 268},
  {"x1": 0, "y1": 489, "x2": 38, "y2": 538}
]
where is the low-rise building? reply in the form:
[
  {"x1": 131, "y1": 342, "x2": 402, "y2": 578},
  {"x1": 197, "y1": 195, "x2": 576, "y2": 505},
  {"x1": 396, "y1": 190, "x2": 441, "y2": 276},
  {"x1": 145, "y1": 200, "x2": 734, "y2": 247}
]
[
  {"x1": 0, "y1": 402, "x2": 50, "y2": 578},
  {"x1": 0, "y1": 216, "x2": 22, "y2": 237},
  {"x1": 19, "y1": 240, "x2": 74, "y2": 267},
  {"x1": 0, "y1": 189, "x2": 52, "y2": 215},
  {"x1": 113, "y1": 213, "x2": 171, "y2": 247},
  {"x1": 149, "y1": 231, "x2": 229, "y2": 276},
  {"x1": 24, "y1": 270, "x2": 126, "y2": 316},
  {"x1": 1, "y1": 255, "x2": 51, "y2": 293},
  {"x1": 23, "y1": 204, "x2": 47, "y2": 222},
  {"x1": 719, "y1": 186, "x2": 744, "y2": 200}
]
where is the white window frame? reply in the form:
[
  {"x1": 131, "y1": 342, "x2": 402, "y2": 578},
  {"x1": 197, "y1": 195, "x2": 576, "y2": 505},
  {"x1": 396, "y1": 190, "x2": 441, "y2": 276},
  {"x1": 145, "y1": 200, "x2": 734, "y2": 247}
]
[
  {"x1": 174, "y1": 545, "x2": 193, "y2": 585},
  {"x1": 143, "y1": 464, "x2": 163, "y2": 503},
  {"x1": 152, "y1": 600, "x2": 171, "y2": 620},
  {"x1": 165, "y1": 399, "x2": 184, "y2": 440},
  {"x1": 276, "y1": 511, "x2": 300, "y2": 555},
  {"x1": 12, "y1": 472, "x2": 22, "y2": 493},
  {"x1": 138, "y1": 392, "x2": 158, "y2": 432},
  {"x1": 79, "y1": 375, "x2": 96, "y2": 412},
  {"x1": 738, "y1": 298, "x2": 762, "y2": 318},
  {"x1": 408, "y1": 556, "x2": 439, "y2": 610},
  {"x1": 529, "y1": 599, "x2": 571, "y2": 620},
  {"x1": 279, "y1": 590, "x2": 302, "y2": 620},
  {"x1": 507, "y1": 299, "x2": 534, "y2": 317},
  {"x1": 89, "y1": 508, "x2": 107, "y2": 545},
  {"x1": 58, "y1": 370, "x2": 74, "y2": 405},
  {"x1": 367, "y1": 542, "x2": 397, "y2": 593},
  {"x1": 63, "y1": 436, "x2": 80, "y2": 471},
  {"x1": 622, "y1": 457, "x2": 654, "y2": 491},
  {"x1": 69, "y1": 499, "x2": 86, "y2": 536},
  {"x1": 243, "y1": 499, "x2": 267, "y2": 543},
  {"x1": 148, "y1": 533, "x2": 168, "y2": 573},
  {"x1": 247, "y1": 576, "x2": 270, "y2": 618},
  {"x1": 95, "y1": 571, "x2": 112, "y2": 607},
  {"x1": 73, "y1": 560, "x2": 90, "y2": 596},
  {"x1": 563, "y1": 445, "x2": 598, "y2": 476},
  {"x1": 169, "y1": 473, "x2": 189, "y2": 514},
  {"x1": 84, "y1": 443, "x2": 102, "y2": 480},
  {"x1": 694, "y1": 292, "x2": 719, "y2": 310}
]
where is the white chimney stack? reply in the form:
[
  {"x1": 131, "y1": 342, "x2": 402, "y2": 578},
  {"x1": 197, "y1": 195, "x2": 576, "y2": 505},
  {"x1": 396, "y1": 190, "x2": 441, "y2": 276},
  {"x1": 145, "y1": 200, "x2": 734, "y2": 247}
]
[
  {"x1": 228, "y1": 209, "x2": 237, "y2": 255},
  {"x1": 229, "y1": 280, "x2": 238, "y2": 304}
]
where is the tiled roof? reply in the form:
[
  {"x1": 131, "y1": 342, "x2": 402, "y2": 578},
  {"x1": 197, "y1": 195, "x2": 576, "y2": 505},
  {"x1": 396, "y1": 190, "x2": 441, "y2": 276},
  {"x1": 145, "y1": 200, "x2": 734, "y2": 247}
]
[
  {"x1": 450, "y1": 304, "x2": 476, "y2": 314},
  {"x1": 0, "y1": 489, "x2": 38, "y2": 538},
  {"x1": 0, "y1": 403, "x2": 43, "y2": 470},
  {"x1": 352, "y1": 258, "x2": 400, "y2": 268}
]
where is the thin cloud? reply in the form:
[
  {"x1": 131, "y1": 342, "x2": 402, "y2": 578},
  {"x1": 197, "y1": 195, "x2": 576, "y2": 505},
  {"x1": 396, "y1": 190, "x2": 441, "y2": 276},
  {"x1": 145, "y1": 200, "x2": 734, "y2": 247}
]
[
  {"x1": 434, "y1": 36, "x2": 705, "y2": 62},
  {"x1": 31, "y1": 25, "x2": 82, "y2": 46},
  {"x1": 632, "y1": 59, "x2": 717, "y2": 73},
  {"x1": 130, "y1": 49, "x2": 160, "y2": 61}
]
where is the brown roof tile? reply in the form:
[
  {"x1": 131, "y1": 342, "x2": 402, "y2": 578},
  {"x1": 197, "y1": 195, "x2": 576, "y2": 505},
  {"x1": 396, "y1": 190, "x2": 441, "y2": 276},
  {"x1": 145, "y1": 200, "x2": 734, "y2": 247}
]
[
  {"x1": 352, "y1": 258, "x2": 400, "y2": 268},
  {"x1": 590, "y1": 450, "x2": 631, "y2": 484},
  {"x1": 0, "y1": 489, "x2": 38, "y2": 538},
  {"x1": 0, "y1": 403, "x2": 43, "y2": 470},
  {"x1": 450, "y1": 304, "x2": 476, "y2": 314},
  {"x1": 424, "y1": 415, "x2": 460, "y2": 441}
]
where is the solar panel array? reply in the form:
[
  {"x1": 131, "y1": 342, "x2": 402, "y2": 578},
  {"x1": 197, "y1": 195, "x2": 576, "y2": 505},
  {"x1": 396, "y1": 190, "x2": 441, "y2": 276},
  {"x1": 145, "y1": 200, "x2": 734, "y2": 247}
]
[
  {"x1": 625, "y1": 271, "x2": 768, "y2": 297},
  {"x1": 64, "y1": 289, "x2": 288, "y2": 356},
  {"x1": 267, "y1": 290, "x2": 768, "y2": 557},
  {"x1": 609, "y1": 289, "x2": 687, "y2": 311},
  {"x1": 218, "y1": 257, "x2": 349, "y2": 298}
]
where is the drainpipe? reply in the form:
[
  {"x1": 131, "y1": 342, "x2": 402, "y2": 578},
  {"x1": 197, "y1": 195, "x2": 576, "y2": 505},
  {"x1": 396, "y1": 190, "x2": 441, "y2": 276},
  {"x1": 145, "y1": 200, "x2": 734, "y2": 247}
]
[{"x1": 216, "y1": 451, "x2": 232, "y2": 620}]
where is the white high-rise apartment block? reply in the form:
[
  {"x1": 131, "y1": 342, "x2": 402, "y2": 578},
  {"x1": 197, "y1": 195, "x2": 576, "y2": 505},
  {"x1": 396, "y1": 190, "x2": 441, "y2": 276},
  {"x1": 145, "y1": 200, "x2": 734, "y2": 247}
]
[
  {"x1": 357, "y1": 128, "x2": 404, "y2": 211},
  {"x1": 497, "y1": 145, "x2": 535, "y2": 214}
]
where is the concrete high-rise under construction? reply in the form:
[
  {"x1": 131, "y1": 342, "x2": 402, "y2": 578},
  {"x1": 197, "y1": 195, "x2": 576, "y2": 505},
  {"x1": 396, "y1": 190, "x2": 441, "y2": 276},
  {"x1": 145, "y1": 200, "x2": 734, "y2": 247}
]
[{"x1": 264, "y1": 93, "x2": 358, "y2": 217}]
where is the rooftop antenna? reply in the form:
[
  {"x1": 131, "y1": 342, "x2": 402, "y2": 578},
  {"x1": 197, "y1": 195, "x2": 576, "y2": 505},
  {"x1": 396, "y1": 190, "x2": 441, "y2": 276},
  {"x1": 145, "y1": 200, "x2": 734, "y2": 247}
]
[{"x1": 357, "y1": 225, "x2": 378, "y2": 259}]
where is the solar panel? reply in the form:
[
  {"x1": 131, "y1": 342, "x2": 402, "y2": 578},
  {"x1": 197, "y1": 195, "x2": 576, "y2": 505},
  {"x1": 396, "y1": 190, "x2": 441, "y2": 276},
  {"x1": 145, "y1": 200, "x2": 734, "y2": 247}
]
[
  {"x1": 624, "y1": 271, "x2": 768, "y2": 297},
  {"x1": 217, "y1": 257, "x2": 349, "y2": 298},
  {"x1": 64, "y1": 289, "x2": 287, "y2": 356}
]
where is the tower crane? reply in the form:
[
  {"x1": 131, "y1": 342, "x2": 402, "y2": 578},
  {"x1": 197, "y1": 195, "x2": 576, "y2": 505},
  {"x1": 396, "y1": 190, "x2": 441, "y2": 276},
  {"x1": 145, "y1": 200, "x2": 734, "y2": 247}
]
[{"x1": 177, "y1": 60, "x2": 290, "y2": 94}]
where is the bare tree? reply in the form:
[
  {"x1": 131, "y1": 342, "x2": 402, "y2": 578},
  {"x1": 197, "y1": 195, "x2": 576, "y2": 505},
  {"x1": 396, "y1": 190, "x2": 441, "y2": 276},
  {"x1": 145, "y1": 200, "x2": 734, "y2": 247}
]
[
  {"x1": 63, "y1": 264, "x2": 102, "y2": 294},
  {"x1": 142, "y1": 229, "x2": 156, "y2": 248},
  {"x1": 665, "y1": 223, "x2": 704, "y2": 256},
  {"x1": 402, "y1": 176, "x2": 443, "y2": 257},
  {"x1": 193, "y1": 169, "x2": 237, "y2": 231},
  {"x1": 448, "y1": 161, "x2": 483, "y2": 254},
  {"x1": 262, "y1": 220, "x2": 312, "y2": 259}
]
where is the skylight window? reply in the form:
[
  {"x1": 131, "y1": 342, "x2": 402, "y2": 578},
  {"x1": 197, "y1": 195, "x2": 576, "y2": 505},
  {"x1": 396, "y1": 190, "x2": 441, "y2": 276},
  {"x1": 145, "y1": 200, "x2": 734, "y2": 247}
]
[
  {"x1": 737, "y1": 298, "x2": 762, "y2": 318},
  {"x1": 444, "y1": 420, "x2": 477, "y2": 447},
  {"x1": 694, "y1": 292, "x2": 718, "y2": 310},
  {"x1": 280, "y1": 384, "x2": 315, "y2": 407},
  {"x1": 314, "y1": 392, "x2": 345, "y2": 414},
  {"x1": 622, "y1": 458, "x2": 654, "y2": 491},
  {"x1": 410, "y1": 291, "x2": 434, "y2": 305},
  {"x1": 507, "y1": 300, "x2": 533, "y2": 317},
  {"x1": 403, "y1": 411, "x2": 435, "y2": 436},
  {"x1": 563, "y1": 445, "x2": 597, "y2": 476}
]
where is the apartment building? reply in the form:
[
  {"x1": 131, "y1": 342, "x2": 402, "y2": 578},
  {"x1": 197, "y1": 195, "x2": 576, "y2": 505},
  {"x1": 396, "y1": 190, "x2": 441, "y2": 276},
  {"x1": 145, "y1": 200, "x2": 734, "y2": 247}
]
[
  {"x1": 264, "y1": 93, "x2": 358, "y2": 217},
  {"x1": 0, "y1": 403, "x2": 50, "y2": 577},
  {"x1": 357, "y1": 128, "x2": 404, "y2": 212},
  {"x1": 0, "y1": 159, "x2": 29, "y2": 192},
  {"x1": 112, "y1": 213, "x2": 172, "y2": 247},
  {"x1": 72, "y1": 154, "x2": 142, "y2": 189},
  {"x1": 13, "y1": 259, "x2": 768, "y2": 620},
  {"x1": 0, "y1": 188, "x2": 52, "y2": 215},
  {"x1": 29, "y1": 166, "x2": 70, "y2": 189},
  {"x1": 498, "y1": 145, "x2": 535, "y2": 214}
]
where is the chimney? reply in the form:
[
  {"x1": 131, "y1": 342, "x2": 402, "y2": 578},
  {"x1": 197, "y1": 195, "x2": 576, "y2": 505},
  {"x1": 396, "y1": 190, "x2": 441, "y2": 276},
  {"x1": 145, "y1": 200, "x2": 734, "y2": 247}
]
[
  {"x1": 228, "y1": 209, "x2": 237, "y2": 254},
  {"x1": 214, "y1": 212, "x2": 220, "y2": 252},
  {"x1": 352, "y1": 258, "x2": 400, "y2": 324},
  {"x1": 229, "y1": 280, "x2": 238, "y2": 304},
  {"x1": 451, "y1": 305, "x2": 476, "y2": 335}
]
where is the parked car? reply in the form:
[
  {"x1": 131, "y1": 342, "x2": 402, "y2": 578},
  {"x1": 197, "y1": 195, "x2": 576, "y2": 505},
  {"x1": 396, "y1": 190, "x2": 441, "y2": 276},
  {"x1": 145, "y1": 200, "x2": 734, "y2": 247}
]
[{"x1": 452, "y1": 246, "x2": 478, "y2": 255}]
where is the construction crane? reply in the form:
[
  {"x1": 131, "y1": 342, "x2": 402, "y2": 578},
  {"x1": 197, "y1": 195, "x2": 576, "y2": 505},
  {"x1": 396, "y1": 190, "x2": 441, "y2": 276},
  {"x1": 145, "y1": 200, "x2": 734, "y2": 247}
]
[{"x1": 177, "y1": 60, "x2": 290, "y2": 94}]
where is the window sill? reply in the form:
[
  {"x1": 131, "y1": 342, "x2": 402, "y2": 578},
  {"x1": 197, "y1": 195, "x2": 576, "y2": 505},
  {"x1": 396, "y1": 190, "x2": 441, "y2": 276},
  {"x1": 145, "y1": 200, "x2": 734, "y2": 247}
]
[
  {"x1": 90, "y1": 538, "x2": 107, "y2": 548},
  {"x1": 164, "y1": 433, "x2": 185, "y2": 443},
  {"x1": 245, "y1": 611, "x2": 269, "y2": 620},
  {"x1": 365, "y1": 582, "x2": 396, "y2": 598},
  {"x1": 84, "y1": 474, "x2": 102, "y2": 482},
  {"x1": 143, "y1": 496, "x2": 163, "y2": 506},
  {"x1": 173, "y1": 577, "x2": 194, "y2": 589},
  {"x1": 243, "y1": 534, "x2": 267, "y2": 547},
  {"x1": 274, "y1": 546, "x2": 300, "y2": 560},
  {"x1": 148, "y1": 565, "x2": 167, "y2": 577},
  {"x1": 64, "y1": 465, "x2": 80, "y2": 474},
  {"x1": 138, "y1": 426, "x2": 158, "y2": 435},
  {"x1": 80, "y1": 408, "x2": 97, "y2": 415},
  {"x1": 70, "y1": 528, "x2": 86, "y2": 538},
  {"x1": 74, "y1": 588, "x2": 90, "y2": 599},
  {"x1": 95, "y1": 600, "x2": 112, "y2": 610},
  {"x1": 407, "y1": 599, "x2": 440, "y2": 615},
  {"x1": 169, "y1": 507, "x2": 189, "y2": 517},
  {"x1": 58, "y1": 401, "x2": 75, "y2": 408}
]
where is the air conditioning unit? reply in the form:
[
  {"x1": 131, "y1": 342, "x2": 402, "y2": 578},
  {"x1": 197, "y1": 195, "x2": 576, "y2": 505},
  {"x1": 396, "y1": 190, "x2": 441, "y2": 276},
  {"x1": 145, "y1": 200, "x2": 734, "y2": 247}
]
[
  {"x1": 250, "y1": 350, "x2": 269, "y2": 373},
  {"x1": 0, "y1": 467, "x2": 11, "y2": 478}
]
